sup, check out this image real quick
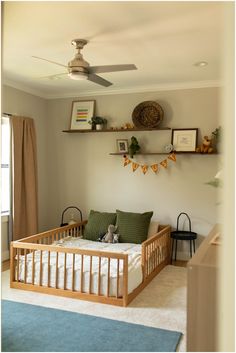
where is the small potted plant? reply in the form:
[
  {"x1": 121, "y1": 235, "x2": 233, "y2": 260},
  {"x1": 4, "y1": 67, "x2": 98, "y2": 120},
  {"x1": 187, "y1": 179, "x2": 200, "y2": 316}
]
[{"x1": 89, "y1": 116, "x2": 107, "y2": 130}]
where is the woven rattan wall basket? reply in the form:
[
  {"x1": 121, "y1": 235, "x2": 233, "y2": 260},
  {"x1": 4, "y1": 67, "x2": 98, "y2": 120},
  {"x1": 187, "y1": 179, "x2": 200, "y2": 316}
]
[{"x1": 132, "y1": 101, "x2": 164, "y2": 128}]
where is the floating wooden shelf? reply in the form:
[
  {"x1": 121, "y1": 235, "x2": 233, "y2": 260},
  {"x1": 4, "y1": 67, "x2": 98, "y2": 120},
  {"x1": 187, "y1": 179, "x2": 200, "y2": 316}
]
[
  {"x1": 109, "y1": 152, "x2": 218, "y2": 155},
  {"x1": 62, "y1": 127, "x2": 171, "y2": 133}
]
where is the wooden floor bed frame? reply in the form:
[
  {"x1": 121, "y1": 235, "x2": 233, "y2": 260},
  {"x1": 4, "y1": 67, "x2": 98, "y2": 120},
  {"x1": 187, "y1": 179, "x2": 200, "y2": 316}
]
[{"x1": 10, "y1": 221, "x2": 171, "y2": 306}]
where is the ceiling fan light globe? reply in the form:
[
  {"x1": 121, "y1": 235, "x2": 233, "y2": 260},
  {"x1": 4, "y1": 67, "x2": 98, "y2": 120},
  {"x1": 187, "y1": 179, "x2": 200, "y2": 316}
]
[{"x1": 68, "y1": 72, "x2": 88, "y2": 80}]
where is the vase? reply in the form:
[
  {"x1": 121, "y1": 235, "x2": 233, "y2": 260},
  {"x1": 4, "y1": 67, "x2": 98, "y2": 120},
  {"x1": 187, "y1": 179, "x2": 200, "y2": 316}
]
[{"x1": 96, "y1": 124, "x2": 103, "y2": 130}]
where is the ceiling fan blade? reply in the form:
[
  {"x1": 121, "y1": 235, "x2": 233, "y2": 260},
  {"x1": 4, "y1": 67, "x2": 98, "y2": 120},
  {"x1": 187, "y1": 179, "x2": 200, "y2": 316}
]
[
  {"x1": 89, "y1": 64, "x2": 137, "y2": 74},
  {"x1": 37, "y1": 73, "x2": 68, "y2": 80},
  {"x1": 88, "y1": 74, "x2": 112, "y2": 87},
  {"x1": 32, "y1": 56, "x2": 67, "y2": 68}
]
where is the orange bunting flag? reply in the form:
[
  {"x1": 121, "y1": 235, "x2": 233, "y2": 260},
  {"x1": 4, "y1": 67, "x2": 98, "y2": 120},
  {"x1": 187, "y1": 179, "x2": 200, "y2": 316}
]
[
  {"x1": 151, "y1": 164, "x2": 158, "y2": 173},
  {"x1": 160, "y1": 159, "x2": 168, "y2": 168},
  {"x1": 123, "y1": 158, "x2": 131, "y2": 167},
  {"x1": 141, "y1": 165, "x2": 148, "y2": 174},
  {"x1": 132, "y1": 162, "x2": 139, "y2": 172},
  {"x1": 168, "y1": 153, "x2": 176, "y2": 162}
]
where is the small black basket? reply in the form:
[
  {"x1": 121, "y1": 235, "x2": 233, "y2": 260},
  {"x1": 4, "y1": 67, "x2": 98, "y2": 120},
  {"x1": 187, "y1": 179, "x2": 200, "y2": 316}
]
[{"x1": 60, "y1": 206, "x2": 83, "y2": 227}]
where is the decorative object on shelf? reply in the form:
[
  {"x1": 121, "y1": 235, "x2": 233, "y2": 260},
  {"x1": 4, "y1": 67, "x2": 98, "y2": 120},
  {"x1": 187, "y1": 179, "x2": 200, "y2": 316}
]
[
  {"x1": 171, "y1": 128, "x2": 198, "y2": 152},
  {"x1": 60, "y1": 206, "x2": 83, "y2": 227},
  {"x1": 196, "y1": 135, "x2": 214, "y2": 153},
  {"x1": 128, "y1": 136, "x2": 140, "y2": 158},
  {"x1": 164, "y1": 143, "x2": 174, "y2": 153},
  {"x1": 70, "y1": 100, "x2": 95, "y2": 130},
  {"x1": 117, "y1": 139, "x2": 129, "y2": 153},
  {"x1": 88, "y1": 116, "x2": 107, "y2": 130},
  {"x1": 121, "y1": 123, "x2": 134, "y2": 129},
  {"x1": 123, "y1": 152, "x2": 176, "y2": 175},
  {"x1": 132, "y1": 101, "x2": 164, "y2": 128},
  {"x1": 211, "y1": 126, "x2": 222, "y2": 152}
]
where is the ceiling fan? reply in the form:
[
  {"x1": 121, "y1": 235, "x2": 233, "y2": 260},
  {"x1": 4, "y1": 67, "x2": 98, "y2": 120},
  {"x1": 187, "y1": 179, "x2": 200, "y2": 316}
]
[{"x1": 32, "y1": 39, "x2": 137, "y2": 87}]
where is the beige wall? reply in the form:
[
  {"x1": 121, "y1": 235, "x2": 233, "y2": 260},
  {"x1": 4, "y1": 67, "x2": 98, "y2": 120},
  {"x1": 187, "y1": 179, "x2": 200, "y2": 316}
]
[
  {"x1": 46, "y1": 87, "x2": 220, "y2": 258},
  {"x1": 2, "y1": 85, "x2": 220, "y2": 260}
]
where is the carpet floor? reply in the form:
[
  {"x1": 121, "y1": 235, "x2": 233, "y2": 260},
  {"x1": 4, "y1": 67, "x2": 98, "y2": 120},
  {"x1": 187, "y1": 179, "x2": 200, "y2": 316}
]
[
  {"x1": 2, "y1": 300, "x2": 182, "y2": 352},
  {"x1": 1, "y1": 265, "x2": 187, "y2": 351}
]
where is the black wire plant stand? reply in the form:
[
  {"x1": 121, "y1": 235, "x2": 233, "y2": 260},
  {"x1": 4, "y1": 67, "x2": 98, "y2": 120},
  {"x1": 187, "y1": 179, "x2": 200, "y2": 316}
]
[
  {"x1": 171, "y1": 212, "x2": 197, "y2": 263},
  {"x1": 60, "y1": 206, "x2": 83, "y2": 227}
]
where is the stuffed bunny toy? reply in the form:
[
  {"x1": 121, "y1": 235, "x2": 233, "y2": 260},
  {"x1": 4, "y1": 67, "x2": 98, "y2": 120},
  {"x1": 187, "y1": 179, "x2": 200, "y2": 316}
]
[{"x1": 102, "y1": 224, "x2": 119, "y2": 243}]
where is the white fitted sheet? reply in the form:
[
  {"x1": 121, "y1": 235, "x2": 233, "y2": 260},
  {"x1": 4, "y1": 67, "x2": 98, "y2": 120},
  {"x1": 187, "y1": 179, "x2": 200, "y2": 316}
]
[{"x1": 16, "y1": 237, "x2": 144, "y2": 296}]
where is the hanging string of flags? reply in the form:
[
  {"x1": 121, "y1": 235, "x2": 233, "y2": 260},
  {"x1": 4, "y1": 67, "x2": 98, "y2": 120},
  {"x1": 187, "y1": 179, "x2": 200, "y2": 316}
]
[{"x1": 123, "y1": 152, "x2": 177, "y2": 175}]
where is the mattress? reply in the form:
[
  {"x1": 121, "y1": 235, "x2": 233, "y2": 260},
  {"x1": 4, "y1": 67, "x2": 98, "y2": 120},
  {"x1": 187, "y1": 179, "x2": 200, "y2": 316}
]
[{"x1": 16, "y1": 237, "x2": 143, "y2": 296}]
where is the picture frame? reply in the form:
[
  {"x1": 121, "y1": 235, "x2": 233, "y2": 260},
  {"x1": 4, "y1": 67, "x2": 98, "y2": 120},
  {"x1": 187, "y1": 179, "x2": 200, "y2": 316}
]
[
  {"x1": 171, "y1": 128, "x2": 198, "y2": 152},
  {"x1": 117, "y1": 139, "x2": 129, "y2": 153},
  {"x1": 70, "y1": 100, "x2": 95, "y2": 130}
]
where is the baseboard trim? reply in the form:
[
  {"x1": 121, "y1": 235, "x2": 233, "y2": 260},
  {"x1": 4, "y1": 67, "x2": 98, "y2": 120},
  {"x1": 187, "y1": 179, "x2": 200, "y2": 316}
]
[{"x1": 2, "y1": 250, "x2": 10, "y2": 261}]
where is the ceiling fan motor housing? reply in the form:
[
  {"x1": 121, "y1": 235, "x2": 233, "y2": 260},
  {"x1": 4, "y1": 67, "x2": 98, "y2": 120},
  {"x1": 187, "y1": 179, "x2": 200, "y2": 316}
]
[
  {"x1": 68, "y1": 38, "x2": 89, "y2": 74},
  {"x1": 68, "y1": 55, "x2": 89, "y2": 74}
]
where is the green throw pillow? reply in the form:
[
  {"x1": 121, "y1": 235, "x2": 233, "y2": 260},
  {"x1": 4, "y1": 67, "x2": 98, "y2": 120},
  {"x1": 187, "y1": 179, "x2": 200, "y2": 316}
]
[
  {"x1": 116, "y1": 210, "x2": 153, "y2": 244},
  {"x1": 84, "y1": 210, "x2": 117, "y2": 241}
]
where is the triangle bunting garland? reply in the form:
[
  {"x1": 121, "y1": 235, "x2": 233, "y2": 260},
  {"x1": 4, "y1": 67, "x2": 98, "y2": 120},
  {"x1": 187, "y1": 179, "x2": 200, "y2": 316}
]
[
  {"x1": 168, "y1": 152, "x2": 177, "y2": 162},
  {"x1": 132, "y1": 162, "x2": 139, "y2": 172},
  {"x1": 141, "y1": 165, "x2": 148, "y2": 174},
  {"x1": 122, "y1": 153, "x2": 176, "y2": 175},
  {"x1": 151, "y1": 164, "x2": 158, "y2": 173},
  {"x1": 160, "y1": 159, "x2": 168, "y2": 168},
  {"x1": 124, "y1": 157, "x2": 131, "y2": 167}
]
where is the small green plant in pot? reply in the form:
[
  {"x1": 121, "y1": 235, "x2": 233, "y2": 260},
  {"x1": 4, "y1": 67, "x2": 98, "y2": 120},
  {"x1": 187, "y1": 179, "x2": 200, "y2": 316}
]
[
  {"x1": 88, "y1": 116, "x2": 107, "y2": 130},
  {"x1": 211, "y1": 126, "x2": 222, "y2": 152},
  {"x1": 129, "y1": 136, "x2": 140, "y2": 158}
]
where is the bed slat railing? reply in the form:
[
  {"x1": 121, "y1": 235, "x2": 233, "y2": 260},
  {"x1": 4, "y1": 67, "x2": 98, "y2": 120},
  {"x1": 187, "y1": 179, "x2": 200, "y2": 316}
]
[
  {"x1": 72, "y1": 254, "x2": 75, "y2": 291},
  {"x1": 17, "y1": 221, "x2": 87, "y2": 245},
  {"x1": 116, "y1": 259, "x2": 120, "y2": 298},
  {"x1": 64, "y1": 253, "x2": 67, "y2": 290},
  {"x1": 10, "y1": 222, "x2": 170, "y2": 307},
  {"x1": 141, "y1": 225, "x2": 171, "y2": 280},
  {"x1": 47, "y1": 251, "x2": 50, "y2": 287},
  {"x1": 98, "y1": 257, "x2": 101, "y2": 296},
  {"x1": 81, "y1": 254, "x2": 84, "y2": 292},
  {"x1": 107, "y1": 258, "x2": 110, "y2": 297},
  {"x1": 89, "y1": 256, "x2": 93, "y2": 294},
  {"x1": 11, "y1": 238, "x2": 129, "y2": 305},
  {"x1": 55, "y1": 252, "x2": 59, "y2": 289}
]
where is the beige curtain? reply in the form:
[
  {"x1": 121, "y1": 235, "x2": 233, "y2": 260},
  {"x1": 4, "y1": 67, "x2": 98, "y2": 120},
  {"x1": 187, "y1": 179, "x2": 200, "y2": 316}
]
[{"x1": 11, "y1": 116, "x2": 38, "y2": 240}]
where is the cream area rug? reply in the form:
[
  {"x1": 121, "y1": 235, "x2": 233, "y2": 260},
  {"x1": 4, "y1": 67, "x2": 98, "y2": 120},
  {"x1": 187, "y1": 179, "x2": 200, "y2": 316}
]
[{"x1": 1, "y1": 265, "x2": 187, "y2": 351}]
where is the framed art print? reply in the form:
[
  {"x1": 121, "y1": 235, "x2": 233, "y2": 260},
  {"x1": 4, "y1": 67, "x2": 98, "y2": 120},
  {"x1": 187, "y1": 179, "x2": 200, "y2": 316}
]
[
  {"x1": 117, "y1": 139, "x2": 129, "y2": 153},
  {"x1": 70, "y1": 100, "x2": 95, "y2": 130},
  {"x1": 171, "y1": 128, "x2": 198, "y2": 152}
]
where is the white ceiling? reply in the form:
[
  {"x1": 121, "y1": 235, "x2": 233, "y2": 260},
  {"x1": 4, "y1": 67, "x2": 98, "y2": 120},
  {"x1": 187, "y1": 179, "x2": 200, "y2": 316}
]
[{"x1": 2, "y1": 1, "x2": 228, "y2": 99}]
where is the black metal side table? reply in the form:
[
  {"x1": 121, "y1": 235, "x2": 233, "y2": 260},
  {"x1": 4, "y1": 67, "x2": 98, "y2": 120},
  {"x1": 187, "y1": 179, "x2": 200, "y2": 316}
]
[{"x1": 171, "y1": 212, "x2": 197, "y2": 263}]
